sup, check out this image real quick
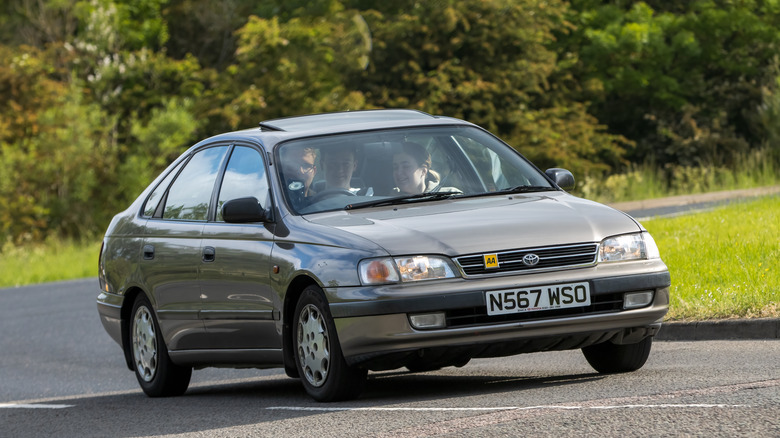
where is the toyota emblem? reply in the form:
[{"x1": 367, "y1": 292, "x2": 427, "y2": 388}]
[{"x1": 522, "y1": 253, "x2": 540, "y2": 266}]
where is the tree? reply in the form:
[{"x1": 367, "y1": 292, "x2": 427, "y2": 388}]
[
  {"x1": 213, "y1": 10, "x2": 371, "y2": 128},
  {"x1": 562, "y1": 0, "x2": 780, "y2": 168}
]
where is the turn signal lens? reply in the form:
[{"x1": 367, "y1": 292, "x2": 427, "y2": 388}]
[{"x1": 358, "y1": 259, "x2": 399, "y2": 284}]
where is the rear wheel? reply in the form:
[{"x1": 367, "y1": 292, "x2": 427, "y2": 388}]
[
  {"x1": 581, "y1": 336, "x2": 653, "y2": 374},
  {"x1": 293, "y1": 285, "x2": 366, "y2": 402},
  {"x1": 130, "y1": 294, "x2": 192, "y2": 397}
]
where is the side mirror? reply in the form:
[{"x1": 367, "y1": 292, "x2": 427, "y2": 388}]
[
  {"x1": 545, "y1": 168, "x2": 575, "y2": 191},
  {"x1": 222, "y1": 197, "x2": 266, "y2": 223}
]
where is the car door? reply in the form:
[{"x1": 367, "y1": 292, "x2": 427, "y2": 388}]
[
  {"x1": 198, "y1": 143, "x2": 281, "y2": 349},
  {"x1": 140, "y1": 145, "x2": 230, "y2": 350}
]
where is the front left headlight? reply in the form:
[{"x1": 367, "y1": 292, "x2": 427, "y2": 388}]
[
  {"x1": 598, "y1": 232, "x2": 661, "y2": 263},
  {"x1": 359, "y1": 255, "x2": 459, "y2": 285}
]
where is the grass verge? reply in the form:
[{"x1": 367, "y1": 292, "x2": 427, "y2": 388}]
[
  {"x1": 0, "y1": 238, "x2": 101, "y2": 288},
  {"x1": 643, "y1": 196, "x2": 779, "y2": 321}
]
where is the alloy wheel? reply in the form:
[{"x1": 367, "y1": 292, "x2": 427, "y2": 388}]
[
  {"x1": 296, "y1": 304, "x2": 331, "y2": 387},
  {"x1": 132, "y1": 305, "x2": 158, "y2": 382}
]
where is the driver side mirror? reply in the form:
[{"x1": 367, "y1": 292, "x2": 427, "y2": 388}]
[
  {"x1": 545, "y1": 168, "x2": 575, "y2": 191},
  {"x1": 222, "y1": 197, "x2": 266, "y2": 223}
]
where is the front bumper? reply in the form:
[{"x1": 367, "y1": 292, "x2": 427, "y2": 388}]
[{"x1": 330, "y1": 270, "x2": 670, "y2": 368}]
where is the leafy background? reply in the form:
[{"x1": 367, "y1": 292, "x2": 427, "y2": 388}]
[{"x1": 2, "y1": 0, "x2": 780, "y2": 245}]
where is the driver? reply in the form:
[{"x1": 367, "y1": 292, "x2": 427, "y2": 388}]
[{"x1": 281, "y1": 145, "x2": 317, "y2": 206}]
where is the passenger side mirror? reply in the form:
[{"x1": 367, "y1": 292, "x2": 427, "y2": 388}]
[
  {"x1": 222, "y1": 197, "x2": 266, "y2": 223},
  {"x1": 545, "y1": 168, "x2": 575, "y2": 191}
]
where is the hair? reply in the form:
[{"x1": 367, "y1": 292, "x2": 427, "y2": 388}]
[
  {"x1": 282, "y1": 144, "x2": 317, "y2": 161},
  {"x1": 399, "y1": 142, "x2": 439, "y2": 183}
]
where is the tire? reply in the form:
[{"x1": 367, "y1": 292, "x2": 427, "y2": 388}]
[
  {"x1": 293, "y1": 286, "x2": 367, "y2": 402},
  {"x1": 130, "y1": 294, "x2": 192, "y2": 397},
  {"x1": 581, "y1": 336, "x2": 653, "y2": 374}
]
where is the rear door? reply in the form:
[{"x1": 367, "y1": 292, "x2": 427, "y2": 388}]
[{"x1": 141, "y1": 145, "x2": 230, "y2": 350}]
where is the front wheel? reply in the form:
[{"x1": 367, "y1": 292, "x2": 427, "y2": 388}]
[
  {"x1": 581, "y1": 336, "x2": 653, "y2": 374},
  {"x1": 293, "y1": 286, "x2": 366, "y2": 402},
  {"x1": 130, "y1": 294, "x2": 192, "y2": 397}
]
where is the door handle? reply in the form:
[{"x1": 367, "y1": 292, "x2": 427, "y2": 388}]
[
  {"x1": 143, "y1": 244, "x2": 154, "y2": 260},
  {"x1": 203, "y1": 246, "x2": 216, "y2": 262}
]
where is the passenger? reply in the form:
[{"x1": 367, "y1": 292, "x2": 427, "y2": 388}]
[
  {"x1": 321, "y1": 144, "x2": 358, "y2": 191},
  {"x1": 392, "y1": 142, "x2": 442, "y2": 194}
]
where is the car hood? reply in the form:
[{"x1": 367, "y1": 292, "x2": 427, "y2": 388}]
[{"x1": 306, "y1": 192, "x2": 641, "y2": 256}]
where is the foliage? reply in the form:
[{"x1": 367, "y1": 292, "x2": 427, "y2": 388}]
[
  {"x1": 0, "y1": 0, "x2": 779, "y2": 246},
  {"x1": 217, "y1": 10, "x2": 371, "y2": 127},
  {"x1": 0, "y1": 77, "x2": 117, "y2": 242},
  {"x1": 356, "y1": 0, "x2": 562, "y2": 126},
  {"x1": 578, "y1": 148, "x2": 779, "y2": 203},
  {"x1": 562, "y1": 0, "x2": 780, "y2": 168}
]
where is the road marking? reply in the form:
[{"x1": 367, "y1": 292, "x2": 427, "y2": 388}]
[
  {"x1": 0, "y1": 403, "x2": 74, "y2": 409},
  {"x1": 268, "y1": 404, "x2": 745, "y2": 412}
]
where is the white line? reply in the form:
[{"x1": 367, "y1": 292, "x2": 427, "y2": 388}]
[
  {"x1": 591, "y1": 404, "x2": 745, "y2": 409},
  {"x1": 267, "y1": 404, "x2": 745, "y2": 412},
  {"x1": 0, "y1": 403, "x2": 74, "y2": 409},
  {"x1": 268, "y1": 407, "x2": 520, "y2": 412}
]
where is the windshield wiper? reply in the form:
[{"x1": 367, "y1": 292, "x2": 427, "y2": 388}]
[
  {"x1": 494, "y1": 185, "x2": 556, "y2": 194},
  {"x1": 345, "y1": 192, "x2": 458, "y2": 210},
  {"x1": 344, "y1": 186, "x2": 553, "y2": 210}
]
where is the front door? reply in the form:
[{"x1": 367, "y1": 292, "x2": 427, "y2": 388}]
[{"x1": 198, "y1": 144, "x2": 280, "y2": 349}]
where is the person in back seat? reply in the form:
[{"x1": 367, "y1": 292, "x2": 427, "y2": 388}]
[
  {"x1": 318, "y1": 144, "x2": 373, "y2": 196},
  {"x1": 322, "y1": 144, "x2": 357, "y2": 191}
]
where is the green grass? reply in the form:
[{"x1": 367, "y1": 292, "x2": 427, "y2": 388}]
[
  {"x1": 1, "y1": 197, "x2": 777, "y2": 322},
  {"x1": 0, "y1": 238, "x2": 101, "y2": 288},
  {"x1": 643, "y1": 196, "x2": 780, "y2": 321}
]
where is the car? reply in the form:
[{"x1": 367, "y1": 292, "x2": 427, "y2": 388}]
[{"x1": 97, "y1": 109, "x2": 670, "y2": 402}]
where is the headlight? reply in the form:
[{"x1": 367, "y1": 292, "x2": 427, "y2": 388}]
[
  {"x1": 358, "y1": 256, "x2": 458, "y2": 285},
  {"x1": 598, "y1": 232, "x2": 661, "y2": 263}
]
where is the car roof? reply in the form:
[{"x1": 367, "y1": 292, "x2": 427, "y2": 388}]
[
  {"x1": 258, "y1": 109, "x2": 438, "y2": 132},
  {"x1": 192, "y1": 109, "x2": 476, "y2": 150}
]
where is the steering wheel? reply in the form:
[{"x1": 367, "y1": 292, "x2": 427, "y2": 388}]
[{"x1": 310, "y1": 188, "x2": 356, "y2": 203}]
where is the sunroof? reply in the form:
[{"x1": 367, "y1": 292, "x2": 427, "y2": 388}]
[{"x1": 260, "y1": 109, "x2": 435, "y2": 131}]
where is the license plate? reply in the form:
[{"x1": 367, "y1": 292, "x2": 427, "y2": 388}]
[{"x1": 485, "y1": 282, "x2": 591, "y2": 316}]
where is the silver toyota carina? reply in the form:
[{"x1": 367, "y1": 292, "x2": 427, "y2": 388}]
[{"x1": 97, "y1": 109, "x2": 670, "y2": 401}]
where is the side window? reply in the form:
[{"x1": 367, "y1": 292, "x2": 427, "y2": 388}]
[
  {"x1": 216, "y1": 146, "x2": 269, "y2": 222},
  {"x1": 142, "y1": 160, "x2": 185, "y2": 217},
  {"x1": 163, "y1": 146, "x2": 229, "y2": 221}
]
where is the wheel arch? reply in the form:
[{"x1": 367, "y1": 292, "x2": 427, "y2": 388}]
[
  {"x1": 119, "y1": 287, "x2": 147, "y2": 371},
  {"x1": 282, "y1": 274, "x2": 320, "y2": 378}
]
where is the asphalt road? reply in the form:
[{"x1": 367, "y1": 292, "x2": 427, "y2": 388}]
[
  {"x1": 608, "y1": 185, "x2": 780, "y2": 221},
  {"x1": 2, "y1": 279, "x2": 779, "y2": 437}
]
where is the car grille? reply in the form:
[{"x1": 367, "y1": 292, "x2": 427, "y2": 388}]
[
  {"x1": 454, "y1": 242, "x2": 598, "y2": 276},
  {"x1": 446, "y1": 292, "x2": 625, "y2": 328}
]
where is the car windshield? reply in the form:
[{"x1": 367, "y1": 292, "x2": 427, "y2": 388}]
[{"x1": 276, "y1": 125, "x2": 555, "y2": 215}]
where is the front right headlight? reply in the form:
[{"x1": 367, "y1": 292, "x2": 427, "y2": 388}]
[
  {"x1": 358, "y1": 255, "x2": 459, "y2": 285},
  {"x1": 598, "y1": 232, "x2": 661, "y2": 263}
]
